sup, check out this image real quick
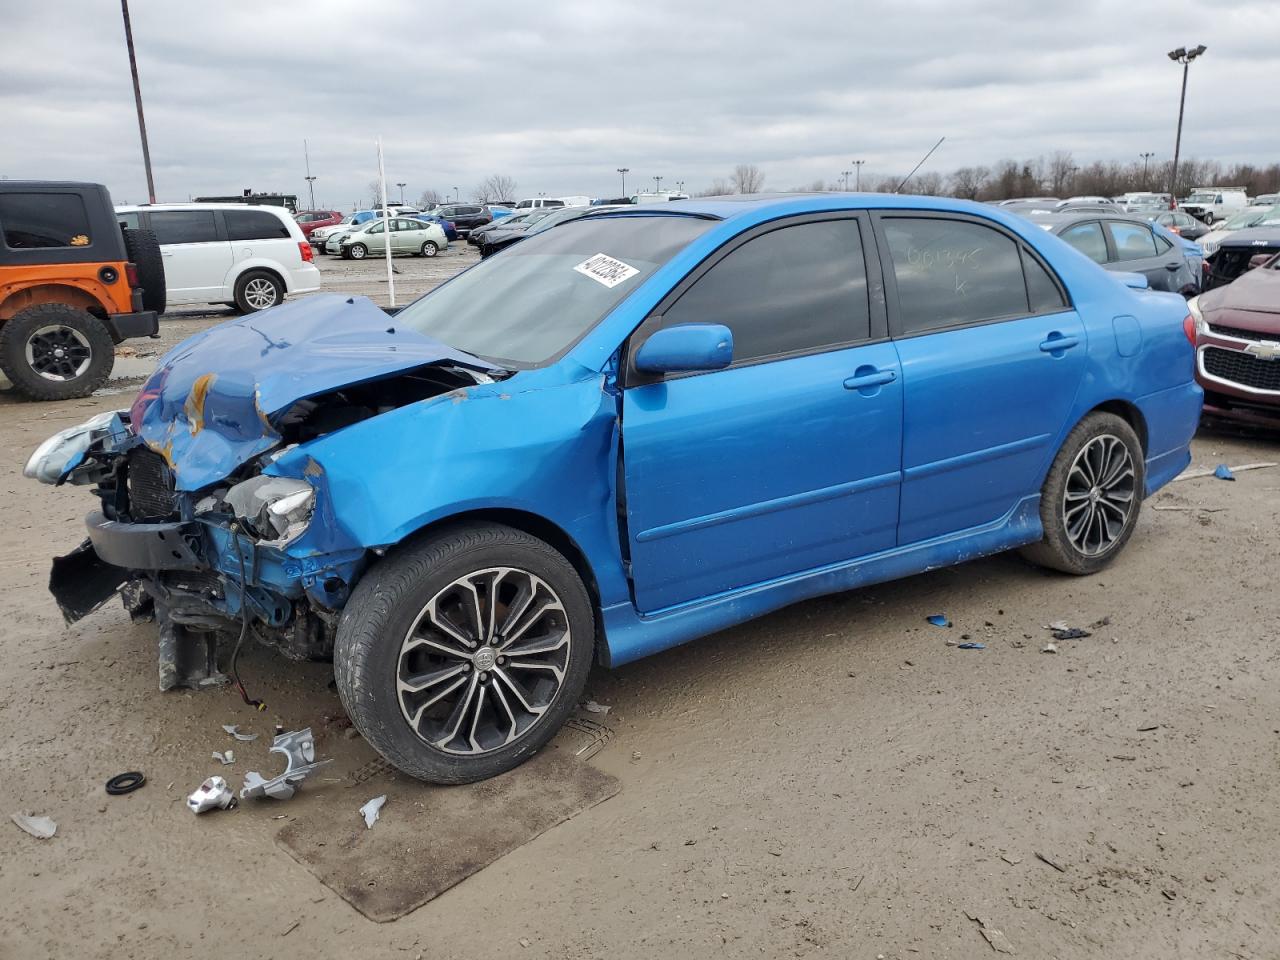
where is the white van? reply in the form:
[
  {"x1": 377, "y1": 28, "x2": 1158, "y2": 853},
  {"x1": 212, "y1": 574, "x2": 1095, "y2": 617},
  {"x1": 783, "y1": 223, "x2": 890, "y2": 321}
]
[
  {"x1": 514, "y1": 198, "x2": 566, "y2": 210},
  {"x1": 555, "y1": 196, "x2": 592, "y2": 208},
  {"x1": 1179, "y1": 188, "x2": 1250, "y2": 225},
  {"x1": 115, "y1": 203, "x2": 321, "y2": 312}
]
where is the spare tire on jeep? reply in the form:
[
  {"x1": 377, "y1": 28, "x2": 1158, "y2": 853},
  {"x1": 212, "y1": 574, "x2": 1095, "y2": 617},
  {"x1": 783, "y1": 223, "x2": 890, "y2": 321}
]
[{"x1": 122, "y1": 227, "x2": 166, "y2": 315}]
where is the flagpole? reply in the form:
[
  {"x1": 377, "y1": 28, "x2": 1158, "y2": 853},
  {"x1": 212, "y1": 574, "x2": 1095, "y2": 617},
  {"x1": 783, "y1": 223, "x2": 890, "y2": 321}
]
[{"x1": 376, "y1": 137, "x2": 395, "y2": 307}]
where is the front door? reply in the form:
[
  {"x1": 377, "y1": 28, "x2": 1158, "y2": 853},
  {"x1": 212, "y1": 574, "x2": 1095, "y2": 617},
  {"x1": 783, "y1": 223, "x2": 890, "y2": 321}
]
[
  {"x1": 622, "y1": 215, "x2": 903, "y2": 613},
  {"x1": 874, "y1": 212, "x2": 1087, "y2": 545},
  {"x1": 147, "y1": 210, "x2": 231, "y2": 304}
]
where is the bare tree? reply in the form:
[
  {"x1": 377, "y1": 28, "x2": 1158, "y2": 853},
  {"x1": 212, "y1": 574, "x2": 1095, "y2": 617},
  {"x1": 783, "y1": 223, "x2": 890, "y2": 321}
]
[
  {"x1": 912, "y1": 171, "x2": 944, "y2": 196},
  {"x1": 418, "y1": 188, "x2": 444, "y2": 208},
  {"x1": 949, "y1": 166, "x2": 990, "y2": 200},
  {"x1": 366, "y1": 179, "x2": 388, "y2": 209},
  {"x1": 731, "y1": 164, "x2": 765, "y2": 194},
  {"x1": 696, "y1": 178, "x2": 733, "y2": 197},
  {"x1": 1047, "y1": 151, "x2": 1076, "y2": 197},
  {"x1": 475, "y1": 174, "x2": 518, "y2": 205}
]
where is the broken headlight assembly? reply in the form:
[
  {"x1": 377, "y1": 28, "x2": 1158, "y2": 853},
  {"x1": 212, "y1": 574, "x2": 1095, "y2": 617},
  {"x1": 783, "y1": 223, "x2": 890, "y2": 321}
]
[
  {"x1": 23, "y1": 411, "x2": 124, "y2": 485},
  {"x1": 223, "y1": 475, "x2": 316, "y2": 544}
]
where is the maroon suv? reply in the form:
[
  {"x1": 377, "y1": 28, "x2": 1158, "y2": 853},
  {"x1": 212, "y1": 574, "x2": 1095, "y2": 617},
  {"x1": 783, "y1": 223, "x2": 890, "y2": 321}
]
[
  {"x1": 294, "y1": 210, "x2": 344, "y2": 239},
  {"x1": 1192, "y1": 251, "x2": 1280, "y2": 425}
]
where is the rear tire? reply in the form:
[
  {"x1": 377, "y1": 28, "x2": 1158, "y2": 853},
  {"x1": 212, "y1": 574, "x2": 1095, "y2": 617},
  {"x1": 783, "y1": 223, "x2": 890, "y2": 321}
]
[
  {"x1": 1020, "y1": 412, "x2": 1145, "y2": 575},
  {"x1": 334, "y1": 523, "x2": 595, "y2": 784},
  {"x1": 420, "y1": 240, "x2": 439, "y2": 257},
  {"x1": 0, "y1": 303, "x2": 114, "y2": 401},
  {"x1": 121, "y1": 227, "x2": 167, "y2": 314},
  {"x1": 233, "y1": 270, "x2": 284, "y2": 313}
]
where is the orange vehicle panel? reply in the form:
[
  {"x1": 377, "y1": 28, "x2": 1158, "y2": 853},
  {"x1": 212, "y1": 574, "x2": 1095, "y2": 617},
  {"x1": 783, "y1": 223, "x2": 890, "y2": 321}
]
[{"x1": 0, "y1": 261, "x2": 133, "y2": 319}]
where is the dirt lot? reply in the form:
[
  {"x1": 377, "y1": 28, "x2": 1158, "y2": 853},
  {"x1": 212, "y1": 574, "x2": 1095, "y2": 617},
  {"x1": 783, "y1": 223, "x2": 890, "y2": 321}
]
[{"x1": 2, "y1": 253, "x2": 1279, "y2": 958}]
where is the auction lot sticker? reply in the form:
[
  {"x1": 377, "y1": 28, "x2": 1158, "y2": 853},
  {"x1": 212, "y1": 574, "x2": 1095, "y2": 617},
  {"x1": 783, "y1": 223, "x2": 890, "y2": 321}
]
[{"x1": 574, "y1": 253, "x2": 639, "y2": 288}]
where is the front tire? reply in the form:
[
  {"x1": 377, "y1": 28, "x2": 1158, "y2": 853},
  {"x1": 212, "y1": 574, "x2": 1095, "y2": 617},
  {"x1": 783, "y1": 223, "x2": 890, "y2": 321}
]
[
  {"x1": 234, "y1": 271, "x2": 284, "y2": 313},
  {"x1": 1021, "y1": 412, "x2": 1145, "y2": 575},
  {"x1": 334, "y1": 523, "x2": 595, "y2": 784},
  {"x1": 348, "y1": 243, "x2": 368, "y2": 260},
  {"x1": 0, "y1": 303, "x2": 114, "y2": 400}
]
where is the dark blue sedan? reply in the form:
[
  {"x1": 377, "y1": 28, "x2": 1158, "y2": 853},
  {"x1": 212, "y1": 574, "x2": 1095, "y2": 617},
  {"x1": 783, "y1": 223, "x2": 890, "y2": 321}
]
[{"x1": 29, "y1": 194, "x2": 1202, "y2": 784}]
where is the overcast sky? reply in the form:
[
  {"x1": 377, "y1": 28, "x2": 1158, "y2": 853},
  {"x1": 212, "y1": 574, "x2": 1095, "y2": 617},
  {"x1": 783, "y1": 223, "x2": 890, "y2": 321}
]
[{"x1": 2, "y1": 0, "x2": 1275, "y2": 208}]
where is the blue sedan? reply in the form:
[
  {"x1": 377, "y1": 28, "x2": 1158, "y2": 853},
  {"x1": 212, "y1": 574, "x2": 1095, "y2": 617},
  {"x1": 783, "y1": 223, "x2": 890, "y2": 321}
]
[{"x1": 28, "y1": 194, "x2": 1202, "y2": 784}]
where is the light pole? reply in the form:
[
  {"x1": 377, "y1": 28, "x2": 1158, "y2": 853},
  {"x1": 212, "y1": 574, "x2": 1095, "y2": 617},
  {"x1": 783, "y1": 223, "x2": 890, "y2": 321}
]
[
  {"x1": 396, "y1": 182, "x2": 406, "y2": 203},
  {"x1": 303, "y1": 138, "x2": 317, "y2": 210},
  {"x1": 1139, "y1": 152, "x2": 1155, "y2": 190},
  {"x1": 616, "y1": 167, "x2": 629, "y2": 196},
  {"x1": 841, "y1": 169, "x2": 852, "y2": 191},
  {"x1": 453, "y1": 186, "x2": 459, "y2": 202},
  {"x1": 120, "y1": 0, "x2": 156, "y2": 203},
  {"x1": 654, "y1": 176, "x2": 663, "y2": 193},
  {"x1": 1167, "y1": 44, "x2": 1207, "y2": 208},
  {"x1": 852, "y1": 160, "x2": 865, "y2": 191},
  {"x1": 675, "y1": 180, "x2": 684, "y2": 195}
]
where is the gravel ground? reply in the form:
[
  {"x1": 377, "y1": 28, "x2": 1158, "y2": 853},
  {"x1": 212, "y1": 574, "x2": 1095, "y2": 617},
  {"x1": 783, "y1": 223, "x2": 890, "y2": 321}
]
[{"x1": 1, "y1": 257, "x2": 1278, "y2": 958}]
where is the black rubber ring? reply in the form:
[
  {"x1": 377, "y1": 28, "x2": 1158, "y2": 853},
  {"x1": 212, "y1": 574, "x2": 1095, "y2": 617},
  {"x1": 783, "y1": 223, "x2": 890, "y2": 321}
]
[{"x1": 105, "y1": 771, "x2": 146, "y2": 795}]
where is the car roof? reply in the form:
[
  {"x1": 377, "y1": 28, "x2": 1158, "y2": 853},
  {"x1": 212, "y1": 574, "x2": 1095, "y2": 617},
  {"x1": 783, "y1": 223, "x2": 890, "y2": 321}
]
[{"x1": 116, "y1": 202, "x2": 291, "y2": 214}]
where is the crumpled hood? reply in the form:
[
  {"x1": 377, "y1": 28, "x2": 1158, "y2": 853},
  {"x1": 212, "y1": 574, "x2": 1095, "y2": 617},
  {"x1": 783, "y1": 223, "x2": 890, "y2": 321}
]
[{"x1": 132, "y1": 293, "x2": 499, "y2": 492}]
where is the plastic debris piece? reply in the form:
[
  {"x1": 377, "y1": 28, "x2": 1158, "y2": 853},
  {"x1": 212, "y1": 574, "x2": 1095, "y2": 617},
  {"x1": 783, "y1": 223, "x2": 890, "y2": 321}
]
[
  {"x1": 11, "y1": 813, "x2": 57, "y2": 839},
  {"x1": 956, "y1": 642, "x2": 986, "y2": 650},
  {"x1": 187, "y1": 776, "x2": 236, "y2": 814},
  {"x1": 222, "y1": 724, "x2": 258, "y2": 742},
  {"x1": 212, "y1": 750, "x2": 235, "y2": 765},
  {"x1": 1048, "y1": 620, "x2": 1069, "y2": 631},
  {"x1": 583, "y1": 700, "x2": 611, "y2": 715},
  {"x1": 1042, "y1": 642, "x2": 1059, "y2": 654},
  {"x1": 927, "y1": 614, "x2": 951, "y2": 628},
  {"x1": 241, "y1": 727, "x2": 330, "y2": 801},
  {"x1": 1214, "y1": 463, "x2": 1235, "y2": 480},
  {"x1": 1052, "y1": 627, "x2": 1091, "y2": 640},
  {"x1": 966, "y1": 913, "x2": 1015, "y2": 954},
  {"x1": 359, "y1": 795, "x2": 387, "y2": 829}
]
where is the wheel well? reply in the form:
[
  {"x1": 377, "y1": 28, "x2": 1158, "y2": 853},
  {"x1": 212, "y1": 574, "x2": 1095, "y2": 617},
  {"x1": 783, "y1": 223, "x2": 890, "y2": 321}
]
[
  {"x1": 0, "y1": 284, "x2": 108, "y2": 321},
  {"x1": 236, "y1": 266, "x2": 288, "y2": 295},
  {"x1": 1090, "y1": 399, "x2": 1148, "y2": 454},
  {"x1": 396, "y1": 507, "x2": 604, "y2": 635}
]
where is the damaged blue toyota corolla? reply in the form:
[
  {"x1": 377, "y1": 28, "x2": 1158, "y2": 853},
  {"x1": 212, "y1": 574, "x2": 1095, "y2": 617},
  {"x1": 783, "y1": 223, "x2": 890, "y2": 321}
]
[{"x1": 27, "y1": 195, "x2": 1202, "y2": 783}]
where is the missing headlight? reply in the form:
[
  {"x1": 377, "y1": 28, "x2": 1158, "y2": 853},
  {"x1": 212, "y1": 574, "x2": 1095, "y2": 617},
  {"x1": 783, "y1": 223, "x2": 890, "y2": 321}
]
[{"x1": 223, "y1": 476, "x2": 316, "y2": 544}]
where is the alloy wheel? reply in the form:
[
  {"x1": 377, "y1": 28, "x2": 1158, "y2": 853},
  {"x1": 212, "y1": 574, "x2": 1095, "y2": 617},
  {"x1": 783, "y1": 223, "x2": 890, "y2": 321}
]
[
  {"x1": 25, "y1": 324, "x2": 92, "y2": 382},
  {"x1": 1062, "y1": 434, "x2": 1135, "y2": 557},
  {"x1": 396, "y1": 567, "x2": 571, "y2": 755},
  {"x1": 243, "y1": 278, "x2": 279, "y2": 310}
]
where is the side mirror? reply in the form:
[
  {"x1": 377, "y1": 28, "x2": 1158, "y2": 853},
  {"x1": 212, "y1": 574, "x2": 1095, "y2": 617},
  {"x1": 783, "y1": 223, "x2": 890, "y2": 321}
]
[
  {"x1": 634, "y1": 324, "x2": 734, "y2": 374},
  {"x1": 1247, "y1": 253, "x2": 1274, "y2": 270}
]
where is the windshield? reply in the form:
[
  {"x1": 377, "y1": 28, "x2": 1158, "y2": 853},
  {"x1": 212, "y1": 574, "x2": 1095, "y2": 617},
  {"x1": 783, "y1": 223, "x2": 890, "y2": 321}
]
[
  {"x1": 395, "y1": 214, "x2": 713, "y2": 366},
  {"x1": 1223, "y1": 209, "x2": 1269, "y2": 229}
]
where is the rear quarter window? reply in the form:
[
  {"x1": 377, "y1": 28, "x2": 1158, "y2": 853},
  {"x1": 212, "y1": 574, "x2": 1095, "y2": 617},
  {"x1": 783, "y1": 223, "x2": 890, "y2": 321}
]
[
  {"x1": 0, "y1": 193, "x2": 93, "y2": 249},
  {"x1": 225, "y1": 209, "x2": 292, "y2": 241}
]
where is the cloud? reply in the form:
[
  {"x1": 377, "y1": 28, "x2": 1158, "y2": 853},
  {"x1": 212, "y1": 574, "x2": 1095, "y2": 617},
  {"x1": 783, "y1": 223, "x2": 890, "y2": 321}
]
[{"x1": 0, "y1": 0, "x2": 1273, "y2": 206}]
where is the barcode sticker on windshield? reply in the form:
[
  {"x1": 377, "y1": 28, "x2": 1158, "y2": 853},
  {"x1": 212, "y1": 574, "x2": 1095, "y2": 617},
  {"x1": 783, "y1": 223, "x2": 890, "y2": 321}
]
[{"x1": 574, "y1": 253, "x2": 639, "y2": 288}]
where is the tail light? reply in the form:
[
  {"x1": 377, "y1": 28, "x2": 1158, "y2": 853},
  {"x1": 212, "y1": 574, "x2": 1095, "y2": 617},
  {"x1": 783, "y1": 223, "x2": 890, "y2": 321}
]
[
  {"x1": 125, "y1": 262, "x2": 139, "y2": 287},
  {"x1": 298, "y1": 241, "x2": 314, "y2": 263},
  {"x1": 1182, "y1": 314, "x2": 1197, "y2": 346}
]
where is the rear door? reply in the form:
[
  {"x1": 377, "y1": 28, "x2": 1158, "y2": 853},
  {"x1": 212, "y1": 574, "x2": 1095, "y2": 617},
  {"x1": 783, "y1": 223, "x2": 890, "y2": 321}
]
[
  {"x1": 875, "y1": 212, "x2": 1085, "y2": 545},
  {"x1": 1106, "y1": 220, "x2": 1182, "y2": 292},
  {"x1": 146, "y1": 210, "x2": 231, "y2": 304},
  {"x1": 622, "y1": 214, "x2": 903, "y2": 612}
]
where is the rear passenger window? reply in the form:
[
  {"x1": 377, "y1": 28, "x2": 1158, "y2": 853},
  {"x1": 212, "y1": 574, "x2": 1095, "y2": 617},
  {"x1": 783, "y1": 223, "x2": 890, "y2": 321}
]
[
  {"x1": 0, "y1": 193, "x2": 92, "y2": 249},
  {"x1": 150, "y1": 211, "x2": 218, "y2": 245},
  {"x1": 1109, "y1": 222, "x2": 1158, "y2": 260},
  {"x1": 882, "y1": 217, "x2": 1028, "y2": 334},
  {"x1": 662, "y1": 219, "x2": 870, "y2": 363},
  {"x1": 117, "y1": 211, "x2": 141, "y2": 230},
  {"x1": 225, "y1": 209, "x2": 291, "y2": 241},
  {"x1": 1022, "y1": 249, "x2": 1068, "y2": 313},
  {"x1": 1059, "y1": 222, "x2": 1108, "y2": 264}
]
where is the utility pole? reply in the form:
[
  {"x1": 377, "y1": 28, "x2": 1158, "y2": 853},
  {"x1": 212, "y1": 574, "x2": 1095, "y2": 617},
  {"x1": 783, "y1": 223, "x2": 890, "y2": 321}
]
[
  {"x1": 304, "y1": 139, "x2": 317, "y2": 210},
  {"x1": 396, "y1": 182, "x2": 406, "y2": 203},
  {"x1": 120, "y1": 0, "x2": 155, "y2": 203},
  {"x1": 1139, "y1": 152, "x2": 1155, "y2": 190},
  {"x1": 853, "y1": 160, "x2": 865, "y2": 191},
  {"x1": 841, "y1": 169, "x2": 852, "y2": 191},
  {"x1": 1167, "y1": 44, "x2": 1207, "y2": 208},
  {"x1": 616, "y1": 167, "x2": 629, "y2": 196},
  {"x1": 453, "y1": 186, "x2": 459, "y2": 202}
]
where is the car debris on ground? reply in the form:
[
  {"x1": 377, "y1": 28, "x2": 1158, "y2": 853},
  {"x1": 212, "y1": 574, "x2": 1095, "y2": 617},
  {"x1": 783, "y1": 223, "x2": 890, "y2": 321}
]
[
  {"x1": 240, "y1": 727, "x2": 330, "y2": 802},
  {"x1": 1214, "y1": 463, "x2": 1235, "y2": 480},
  {"x1": 582, "y1": 700, "x2": 611, "y2": 715},
  {"x1": 359, "y1": 795, "x2": 387, "y2": 829},
  {"x1": 104, "y1": 771, "x2": 146, "y2": 795},
  {"x1": 212, "y1": 751, "x2": 235, "y2": 765},
  {"x1": 187, "y1": 776, "x2": 236, "y2": 814},
  {"x1": 966, "y1": 913, "x2": 1016, "y2": 954},
  {"x1": 222, "y1": 725, "x2": 258, "y2": 742},
  {"x1": 11, "y1": 813, "x2": 57, "y2": 839},
  {"x1": 927, "y1": 614, "x2": 952, "y2": 627}
]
